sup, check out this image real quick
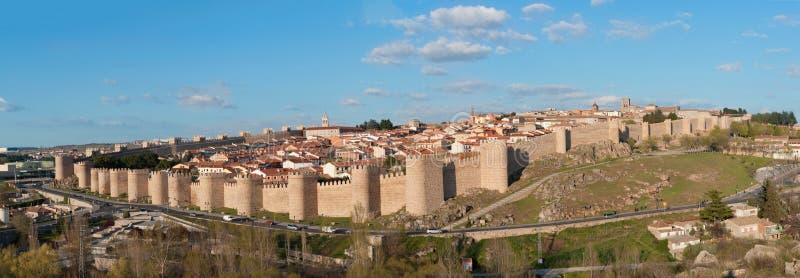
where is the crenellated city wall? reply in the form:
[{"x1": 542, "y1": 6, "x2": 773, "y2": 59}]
[{"x1": 63, "y1": 114, "x2": 744, "y2": 219}]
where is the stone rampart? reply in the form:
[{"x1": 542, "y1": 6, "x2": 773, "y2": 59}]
[
  {"x1": 379, "y1": 173, "x2": 406, "y2": 215},
  {"x1": 127, "y1": 169, "x2": 149, "y2": 201}
]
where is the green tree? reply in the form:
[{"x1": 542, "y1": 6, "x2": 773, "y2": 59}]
[
  {"x1": 667, "y1": 112, "x2": 679, "y2": 121},
  {"x1": 155, "y1": 159, "x2": 178, "y2": 171},
  {"x1": 12, "y1": 244, "x2": 62, "y2": 278},
  {"x1": 93, "y1": 155, "x2": 124, "y2": 168},
  {"x1": 11, "y1": 214, "x2": 33, "y2": 248},
  {"x1": 757, "y1": 180, "x2": 787, "y2": 223},
  {"x1": 700, "y1": 190, "x2": 733, "y2": 223},
  {"x1": 379, "y1": 119, "x2": 394, "y2": 130}
]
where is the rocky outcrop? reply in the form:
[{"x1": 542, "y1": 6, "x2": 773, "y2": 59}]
[
  {"x1": 567, "y1": 140, "x2": 633, "y2": 165},
  {"x1": 693, "y1": 250, "x2": 719, "y2": 268},
  {"x1": 745, "y1": 244, "x2": 779, "y2": 266}
]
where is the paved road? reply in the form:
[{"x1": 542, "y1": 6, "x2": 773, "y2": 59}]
[{"x1": 35, "y1": 185, "x2": 341, "y2": 235}]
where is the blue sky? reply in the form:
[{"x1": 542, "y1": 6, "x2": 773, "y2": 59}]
[{"x1": 1, "y1": 0, "x2": 798, "y2": 147}]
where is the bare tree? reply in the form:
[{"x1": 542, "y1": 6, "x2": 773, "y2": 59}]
[{"x1": 485, "y1": 239, "x2": 525, "y2": 278}]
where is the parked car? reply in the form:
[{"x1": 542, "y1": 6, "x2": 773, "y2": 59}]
[{"x1": 286, "y1": 224, "x2": 301, "y2": 231}]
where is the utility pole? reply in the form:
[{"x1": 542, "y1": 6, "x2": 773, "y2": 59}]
[{"x1": 79, "y1": 224, "x2": 86, "y2": 278}]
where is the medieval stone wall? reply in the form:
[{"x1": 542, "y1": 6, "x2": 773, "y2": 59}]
[
  {"x1": 378, "y1": 173, "x2": 406, "y2": 215},
  {"x1": 127, "y1": 169, "x2": 149, "y2": 202},
  {"x1": 109, "y1": 169, "x2": 128, "y2": 198},
  {"x1": 405, "y1": 155, "x2": 444, "y2": 216},
  {"x1": 167, "y1": 172, "x2": 191, "y2": 207},
  {"x1": 316, "y1": 181, "x2": 353, "y2": 217},
  {"x1": 74, "y1": 162, "x2": 92, "y2": 189},
  {"x1": 261, "y1": 184, "x2": 289, "y2": 213},
  {"x1": 149, "y1": 171, "x2": 168, "y2": 205}
]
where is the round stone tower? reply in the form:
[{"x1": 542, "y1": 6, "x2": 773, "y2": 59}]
[
  {"x1": 608, "y1": 119, "x2": 620, "y2": 143},
  {"x1": 149, "y1": 171, "x2": 168, "y2": 205},
  {"x1": 555, "y1": 127, "x2": 569, "y2": 154},
  {"x1": 74, "y1": 161, "x2": 93, "y2": 189},
  {"x1": 168, "y1": 172, "x2": 192, "y2": 207},
  {"x1": 351, "y1": 164, "x2": 380, "y2": 221},
  {"x1": 641, "y1": 122, "x2": 651, "y2": 140},
  {"x1": 90, "y1": 168, "x2": 99, "y2": 192},
  {"x1": 198, "y1": 172, "x2": 226, "y2": 211},
  {"x1": 288, "y1": 171, "x2": 318, "y2": 221},
  {"x1": 479, "y1": 140, "x2": 509, "y2": 193},
  {"x1": 97, "y1": 169, "x2": 111, "y2": 195},
  {"x1": 404, "y1": 155, "x2": 444, "y2": 216},
  {"x1": 127, "y1": 169, "x2": 149, "y2": 202},
  {"x1": 234, "y1": 174, "x2": 261, "y2": 217},
  {"x1": 109, "y1": 169, "x2": 128, "y2": 198},
  {"x1": 55, "y1": 154, "x2": 75, "y2": 181}
]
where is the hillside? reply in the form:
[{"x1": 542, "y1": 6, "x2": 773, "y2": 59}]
[{"x1": 496, "y1": 153, "x2": 774, "y2": 224}]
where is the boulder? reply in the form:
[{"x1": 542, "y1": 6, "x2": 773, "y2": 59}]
[
  {"x1": 786, "y1": 260, "x2": 800, "y2": 276},
  {"x1": 693, "y1": 250, "x2": 719, "y2": 268},
  {"x1": 744, "y1": 244, "x2": 779, "y2": 266}
]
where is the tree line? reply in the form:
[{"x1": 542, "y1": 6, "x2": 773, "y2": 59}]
[
  {"x1": 642, "y1": 110, "x2": 679, "y2": 124},
  {"x1": 751, "y1": 111, "x2": 797, "y2": 126},
  {"x1": 92, "y1": 151, "x2": 181, "y2": 170},
  {"x1": 356, "y1": 119, "x2": 394, "y2": 130}
]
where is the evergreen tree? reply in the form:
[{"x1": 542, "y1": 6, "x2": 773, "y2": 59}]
[
  {"x1": 758, "y1": 180, "x2": 787, "y2": 223},
  {"x1": 700, "y1": 190, "x2": 733, "y2": 223}
]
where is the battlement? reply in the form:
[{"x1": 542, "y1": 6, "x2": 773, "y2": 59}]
[
  {"x1": 352, "y1": 164, "x2": 381, "y2": 171},
  {"x1": 317, "y1": 179, "x2": 351, "y2": 187},
  {"x1": 199, "y1": 172, "x2": 228, "y2": 178},
  {"x1": 96, "y1": 168, "x2": 110, "y2": 173},
  {"x1": 190, "y1": 182, "x2": 200, "y2": 187},
  {"x1": 75, "y1": 161, "x2": 92, "y2": 166},
  {"x1": 234, "y1": 173, "x2": 262, "y2": 180},
  {"x1": 128, "y1": 169, "x2": 149, "y2": 174},
  {"x1": 109, "y1": 168, "x2": 130, "y2": 174},
  {"x1": 380, "y1": 172, "x2": 406, "y2": 180},
  {"x1": 263, "y1": 182, "x2": 288, "y2": 189},
  {"x1": 167, "y1": 171, "x2": 191, "y2": 178},
  {"x1": 224, "y1": 182, "x2": 237, "y2": 188},
  {"x1": 288, "y1": 170, "x2": 318, "y2": 177}
]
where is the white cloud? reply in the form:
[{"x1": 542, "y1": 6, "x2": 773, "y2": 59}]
[
  {"x1": 774, "y1": 14, "x2": 800, "y2": 26},
  {"x1": 390, "y1": 15, "x2": 427, "y2": 35},
  {"x1": 176, "y1": 83, "x2": 235, "y2": 109},
  {"x1": 429, "y1": 5, "x2": 509, "y2": 29},
  {"x1": 364, "y1": 88, "x2": 389, "y2": 97},
  {"x1": 677, "y1": 12, "x2": 693, "y2": 18},
  {"x1": 542, "y1": 14, "x2": 587, "y2": 43},
  {"x1": 594, "y1": 95, "x2": 621, "y2": 106},
  {"x1": 590, "y1": 0, "x2": 612, "y2": 7},
  {"x1": 495, "y1": 46, "x2": 512, "y2": 55},
  {"x1": 439, "y1": 80, "x2": 491, "y2": 94},
  {"x1": 788, "y1": 65, "x2": 800, "y2": 78},
  {"x1": 421, "y1": 65, "x2": 448, "y2": 75},
  {"x1": 522, "y1": 3, "x2": 554, "y2": 13},
  {"x1": 419, "y1": 38, "x2": 492, "y2": 62},
  {"x1": 0, "y1": 97, "x2": 21, "y2": 112},
  {"x1": 740, "y1": 30, "x2": 768, "y2": 39},
  {"x1": 340, "y1": 98, "x2": 362, "y2": 106},
  {"x1": 607, "y1": 19, "x2": 690, "y2": 39},
  {"x1": 765, "y1": 48, "x2": 790, "y2": 54},
  {"x1": 362, "y1": 41, "x2": 416, "y2": 65},
  {"x1": 716, "y1": 62, "x2": 742, "y2": 72},
  {"x1": 508, "y1": 83, "x2": 581, "y2": 95},
  {"x1": 453, "y1": 28, "x2": 538, "y2": 42},
  {"x1": 100, "y1": 95, "x2": 130, "y2": 105}
]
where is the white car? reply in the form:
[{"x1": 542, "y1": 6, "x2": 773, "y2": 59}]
[
  {"x1": 286, "y1": 224, "x2": 301, "y2": 231},
  {"x1": 426, "y1": 228, "x2": 444, "y2": 234}
]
